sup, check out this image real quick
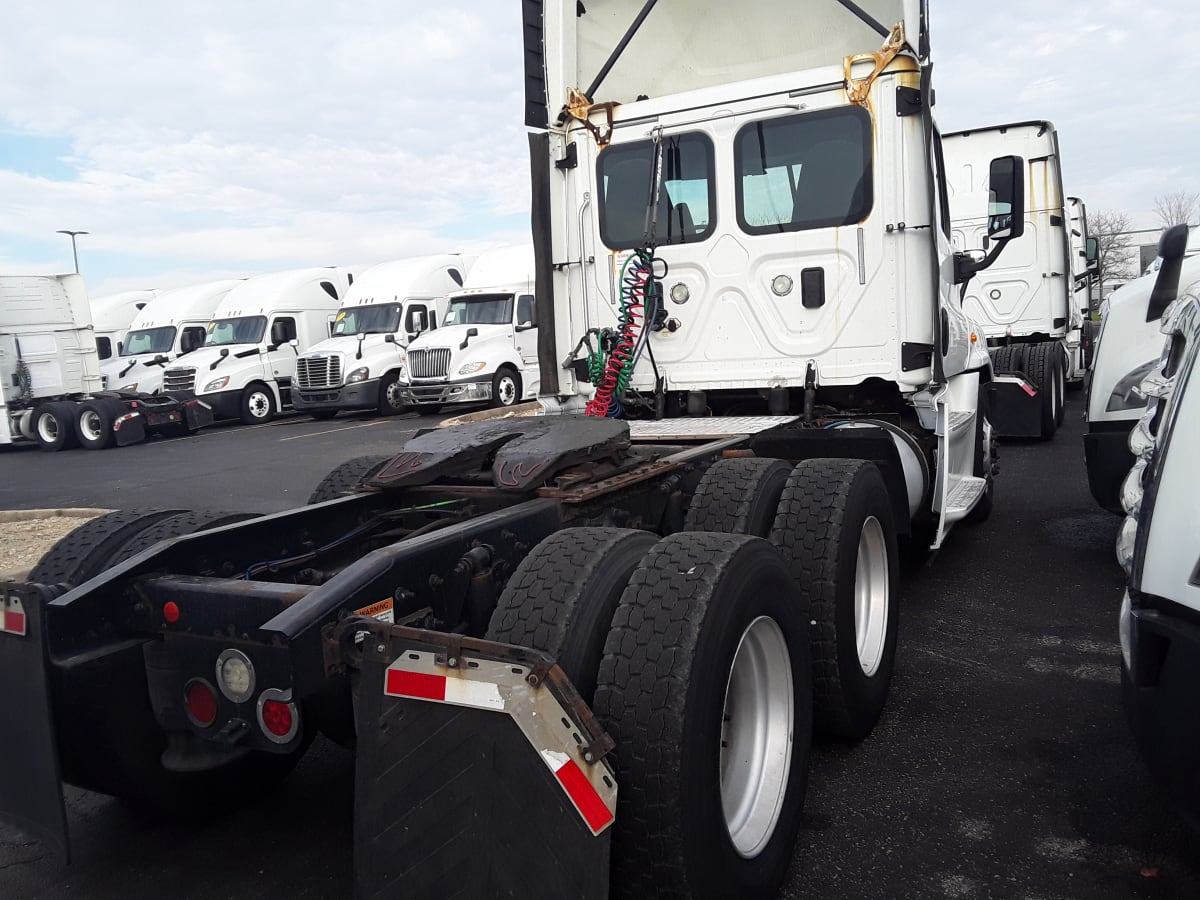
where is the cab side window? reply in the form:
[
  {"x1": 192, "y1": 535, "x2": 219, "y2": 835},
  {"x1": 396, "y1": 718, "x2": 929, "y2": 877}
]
[{"x1": 405, "y1": 304, "x2": 430, "y2": 335}]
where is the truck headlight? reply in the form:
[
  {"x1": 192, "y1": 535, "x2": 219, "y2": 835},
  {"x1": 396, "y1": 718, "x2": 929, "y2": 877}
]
[
  {"x1": 120, "y1": 383, "x2": 138, "y2": 392},
  {"x1": 459, "y1": 361, "x2": 486, "y2": 375},
  {"x1": 1105, "y1": 360, "x2": 1156, "y2": 411},
  {"x1": 347, "y1": 366, "x2": 370, "y2": 384},
  {"x1": 203, "y1": 376, "x2": 230, "y2": 392}
]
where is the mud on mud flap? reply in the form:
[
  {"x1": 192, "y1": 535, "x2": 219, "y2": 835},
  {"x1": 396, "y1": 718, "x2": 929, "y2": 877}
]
[
  {"x1": 0, "y1": 582, "x2": 68, "y2": 862},
  {"x1": 343, "y1": 620, "x2": 614, "y2": 900}
]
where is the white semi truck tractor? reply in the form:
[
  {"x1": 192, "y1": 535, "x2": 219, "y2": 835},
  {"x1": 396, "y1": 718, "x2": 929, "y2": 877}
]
[
  {"x1": 89, "y1": 289, "x2": 160, "y2": 362},
  {"x1": 0, "y1": 3, "x2": 1035, "y2": 896},
  {"x1": 292, "y1": 255, "x2": 468, "y2": 418},
  {"x1": 1, "y1": 275, "x2": 211, "y2": 450},
  {"x1": 944, "y1": 122, "x2": 1074, "y2": 439},
  {"x1": 163, "y1": 267, "x2": 353, "y2": 424},
  {"x1": 1115, "y1": 268, "x2": 1200, "y2": 828},
  {"x1": 1086, "y1": 226, "x2": 1196, "y2": 513},
  {"x1": 402, "y1": 245, "x2": 540, "y2": 410},
  {"x1": 101, "y1": 280, "x2": 242, "y2": 394}
]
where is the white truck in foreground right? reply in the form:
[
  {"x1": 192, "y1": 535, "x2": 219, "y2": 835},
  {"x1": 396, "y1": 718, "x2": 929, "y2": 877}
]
[
  {"x1": 944, "y1": 121, "x2": 1073, "y2": 440},
  {"x1": 1116, "y1": 270, "x2": 1200, "y2": 829}
]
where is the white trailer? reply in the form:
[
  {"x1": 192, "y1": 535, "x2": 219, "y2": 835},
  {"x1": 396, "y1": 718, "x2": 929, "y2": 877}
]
[
  {"x1": 292, "y1": 255, "x2": 468, "y2": 418},
  {"x1": 1086, "y1": 226, "x2": 1196, "y2": 513},
  {"x1": 162, "y1": 267, "x2": 353, "y2": 424},
  {"x1": 89, "y1": 290, "x2": 160, "y2": 362},
  {"x1": 402, "y1": 245, "x2": 539, "y2": 409},
  {"x1": 100, "y1": 280, "x2": 243, "y2": 395},
  {"x1": 1, "y1": 276, "x2": 208, "y2": 450},
  {"x1": 944, "y1": 122, "x2": 1072, "y2": 439},
  {"x1": 1115, "y1": 265, "x2": 1200, "y2": 826}
]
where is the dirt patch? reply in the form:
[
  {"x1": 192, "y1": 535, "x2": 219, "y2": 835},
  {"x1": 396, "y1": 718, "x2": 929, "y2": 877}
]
[{"x1": 0, "y1": 511, "x2": 107, "y2": 579}]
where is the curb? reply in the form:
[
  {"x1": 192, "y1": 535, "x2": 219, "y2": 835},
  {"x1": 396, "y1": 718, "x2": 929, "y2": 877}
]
[{"x1": 0, "y1": 508, "x2": 111, "y2": 523}]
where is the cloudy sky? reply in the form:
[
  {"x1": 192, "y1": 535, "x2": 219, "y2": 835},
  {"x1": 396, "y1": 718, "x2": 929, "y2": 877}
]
[{"x1": 1, "y1": 1, "x2": 1196, "y2": 296}]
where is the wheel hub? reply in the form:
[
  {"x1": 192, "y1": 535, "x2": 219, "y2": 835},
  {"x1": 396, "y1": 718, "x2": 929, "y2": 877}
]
[
  {"x1": 719, "y1": 615, "x2": 793, "y2": 859},
  {"x1": 80, "y1": 411, "x2": 102, "y2": 441}
]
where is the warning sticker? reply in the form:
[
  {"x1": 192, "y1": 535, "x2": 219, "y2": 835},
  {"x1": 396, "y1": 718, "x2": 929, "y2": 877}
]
[{"x1": 354, "y1": 597, "x2": 395, "y2": 624}]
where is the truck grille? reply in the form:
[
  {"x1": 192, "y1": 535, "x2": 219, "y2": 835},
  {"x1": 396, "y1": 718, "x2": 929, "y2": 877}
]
[
  {"x1": 408, "y1": 348, "x2": 451, "y2": 379},
  {"x1": 297, "y1": 354, "x2": 343, "y2": 390},
  {"x1": 163, "y1": 367, "x2": 196, "y2": 393}
]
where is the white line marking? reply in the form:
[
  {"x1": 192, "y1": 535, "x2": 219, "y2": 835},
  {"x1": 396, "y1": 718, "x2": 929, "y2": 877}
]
[{"x1": 279, "y1": 421, "x2": 391, "y2": 441}]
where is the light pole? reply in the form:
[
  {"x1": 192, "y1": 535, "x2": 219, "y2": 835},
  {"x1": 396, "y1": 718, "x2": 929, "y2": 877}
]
[{"x1": 56, "y1": 229, "x2": 89, "y2": 274}]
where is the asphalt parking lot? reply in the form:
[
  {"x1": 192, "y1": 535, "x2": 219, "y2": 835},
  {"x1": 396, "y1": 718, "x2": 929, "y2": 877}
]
[{"x1": 1, "y1": 397, "x2": 1198, "y2": 899}]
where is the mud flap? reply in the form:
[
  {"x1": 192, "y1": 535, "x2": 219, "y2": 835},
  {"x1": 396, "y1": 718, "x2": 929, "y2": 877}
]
[
  {"x1": 987, "y1": 377, "x2": 1043, "y2": 438},
  {"x1": 0, "y1": 583, "x2": 68, "y2": 862},
  {"x1": 346, "y1": 622, "x2": 613, "y2": 900}
]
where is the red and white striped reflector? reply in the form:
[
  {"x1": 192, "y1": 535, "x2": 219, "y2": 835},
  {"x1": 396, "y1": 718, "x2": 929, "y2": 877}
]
[
  {"x1": 384, "y1": 654, "x2": 616, "y2": 835},
  {"x1": 2, "y1": 595, "x2": 27, "y2": 636}
]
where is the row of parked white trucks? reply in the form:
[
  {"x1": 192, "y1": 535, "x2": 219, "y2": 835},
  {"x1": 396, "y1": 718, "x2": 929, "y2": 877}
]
[
  {"x1": 1, "y1": 247, "x2": 546, "y2": 451},
  {"x1": 2, "y1": 1, "x2": 1190, "y2": 896}
]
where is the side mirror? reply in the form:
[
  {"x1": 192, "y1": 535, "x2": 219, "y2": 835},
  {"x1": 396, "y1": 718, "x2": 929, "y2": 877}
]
[
  {"x1": 460, "y1": 327, "x2": 479, "y2": 351},
  {"x1": 1146, "y1": 223, "x2": 1190, "y2": 322},
  {"x1": 384, "y1": 333, "x2": 397, "y2": 344},
  {"x1": 180, "y1": 333, "x2": 199, "y2": 354},
  {"x1": 986, "y1": 155, "x2": 1025, "y2": 242},
  {"x1": 270, "y1": 321, "x2": 289, "y2": 346},
  {"x1": 516, "y1": 321, "x2": 534, "y2": 331},
  {"x1": 1085, "y1": 236, "x2": 1100, "y2": 275},
  {"x1": 117, "y1": 341, "x2": 124, "y2": 355},
  {"x1": 289, "y1": 338, "x2": 299, "y2": 348}
]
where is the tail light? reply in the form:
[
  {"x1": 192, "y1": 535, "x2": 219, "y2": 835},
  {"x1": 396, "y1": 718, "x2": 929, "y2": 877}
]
[
  {"x1": 185, "y1": 679, "x2": 218, "y2": 727},
  {"x1": 257, "y1": 688, "x2": 300, "y2": 744}
]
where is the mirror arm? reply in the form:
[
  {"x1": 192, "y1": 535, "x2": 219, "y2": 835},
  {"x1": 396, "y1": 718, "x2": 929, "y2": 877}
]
[{"x1": 954, "y1": 238, "x2": 1009, "y2": 285}]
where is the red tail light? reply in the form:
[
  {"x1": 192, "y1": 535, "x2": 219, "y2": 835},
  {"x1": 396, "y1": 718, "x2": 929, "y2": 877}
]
[
  {"x1": 185, "y1": 680, "x2": 217, "y2": 727},
  {"x1": 261, "y1": 700, "x2": 293, "y2": 737},
  {"x1": 256, "y1": 688, "x2": 299, "y2": 743}
]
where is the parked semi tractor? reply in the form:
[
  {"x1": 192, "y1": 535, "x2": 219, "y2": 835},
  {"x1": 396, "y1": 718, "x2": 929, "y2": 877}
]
[
  {"x1": 0, "y1": 3, "x2": 1031, "y2": 896},
  {"x1": 89, "y1": 289, "x2": 160, "y2": 361},
  {"x1": 402, "y1": 245, "x2": 539, "y2": 410},
  {"x1": 1, "y1": 276, "x2": 212, "y2": 450},
  {"x1": 1115, "y1": 264, "x2": 1200, "y2": 828},
  {"x1": 163, "y1": 267, "x2": 353, "y2": 424},
  {"x1": 101, "y1": 280, "x2": 242, "y2": 394},
  {"x1": 292, "y1": 255, "x2": 467, "y2": 419},
  {"x1": 1086, "y1": 225, "x2": 1195, "y2": 513},
  {"x1": 944, "y1": 121, "x2": 1078, "y2": 439},
  {"x1": 1066, "y1": 196, "x2": 1100, "y2": 373}
]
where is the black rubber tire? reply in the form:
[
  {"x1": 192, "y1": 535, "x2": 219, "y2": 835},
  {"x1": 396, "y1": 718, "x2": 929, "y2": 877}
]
[
  {"x1": 989, "y1": 345, "x2": 1013, "y2": 374},
  {"x1": 76, "y1": 399, "x2": 118, "y2": 450},
  {"x1": 489, "y1": 366, "x2": 520, "y2": 409},
  {"x1": 684, "y1": 457, "x2": 792, "y2": 537},
  {"x1": 111, "y1": 510, "x2": 260, "y2": 565},
  {"x1": 1054, "y1": 345, "x2": 1067, "y2": 427},
  {"x1": 238, "y1": 382, "x2": 277, "y2": 425},
  {"x1": 768, "y1": 458, "x2": 899, "y2": 739},
  {"x1": 309, "y1": 409, "x2": 339, "y2": 421},
  {"x1": 1022, "y1": 343, "x2": 1058, "y2": 439},
  {"x1": 377, "y1": 369, "x2": 409, "y2": 416},
  {"x1": 31, "y1": 401, "x2": 79, "y2": 451},
  {"x1": 29, "y1": 509, "x2": 187, "y2": 587},
  {"x1": 594, "y1": 533, "x2": 812, "y2": 900},
  {"x1": 486, "y1": 528, "x2": 655, "y2": 705},
  {"x1": 307, "y1": 454, "x2": 393, "y2": 504}
]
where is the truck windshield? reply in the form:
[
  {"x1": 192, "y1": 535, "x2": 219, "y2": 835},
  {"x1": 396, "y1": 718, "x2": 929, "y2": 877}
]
[
  {"x1": 120, "y1": 326, "x2": 177, "y2": 356},
  {"x1": 207, "y1": 316, "x2": 267, "y2": 346},
  {"x1": 333, "y1": 303, "x2": 402, "y2": 336},
  {"x1": 598, "y1": 132, "x2": 715, "y2": 250},
  {"x1": 443, "y1": 295, "x2": 513, "y2": 326}
]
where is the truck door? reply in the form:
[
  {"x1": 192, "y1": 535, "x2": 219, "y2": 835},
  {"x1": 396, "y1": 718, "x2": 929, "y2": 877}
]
[
  {"x1": 267, "y1": 316, "x2": 299, "y2": 397},
  {"x1": 514, "y1": 294, "x2": 539, "y2": 368}
]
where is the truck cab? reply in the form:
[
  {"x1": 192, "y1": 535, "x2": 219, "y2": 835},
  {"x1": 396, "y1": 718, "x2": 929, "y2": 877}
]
[
  {"x1": 403, "y1": 245, "x2": 539, "y2": 410},
  {"x1": 292, "y1": 255, "x2": 468, "y2": 418},
  {"x1": 944, "y1": 122, "x2": 1072, "y2": 438},
  {"x1": 163, "y1": 268, "x2": 353, "y2": 424},
  {"x1": 89, "y1": 290, "x2": 160, "y2": 362},
  {"x1": 101, "y1": 280, "x2": 242, "y2": 394},
  {"x1": 1086, "y1": 232, "x2": 1199, "y2": 512}
]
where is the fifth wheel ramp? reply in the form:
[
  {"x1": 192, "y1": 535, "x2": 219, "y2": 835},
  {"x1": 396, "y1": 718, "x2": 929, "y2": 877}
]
[{"x1": 343, "y1": 620, "x2": 615, "y2": 900}]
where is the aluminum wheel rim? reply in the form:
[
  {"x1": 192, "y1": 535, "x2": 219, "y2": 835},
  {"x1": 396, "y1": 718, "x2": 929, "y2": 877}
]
[
  {"x1": 247, "y1": 391, "x2": 271, "y2": 418},
  {"x1": 37, "y1": 413, "x2": 59, "y2": 443},
  {"x1": 854, "y1": 516, "x2": 889, "y2": 677},
  {"x1": 79, "y1": 410, "x2": 103, "y2": 442},
  {"x1": 385, "y1": 380, "x2": 405, "y2": 410},
  {"x1": 720, "y1": 615, "x2": 793, "y2": 859},
  {"x1": 497, "y1": 376, "x2": 516, "y2": 405}
]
